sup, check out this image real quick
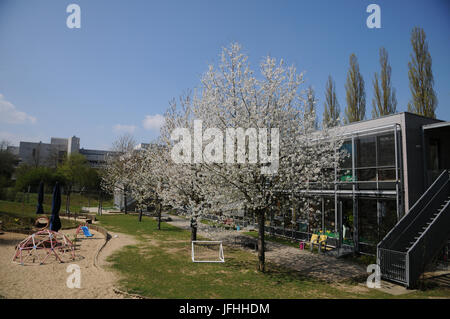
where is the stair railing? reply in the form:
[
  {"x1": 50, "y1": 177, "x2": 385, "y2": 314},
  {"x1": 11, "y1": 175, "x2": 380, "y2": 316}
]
[
  {"x1": 378, "y1": 169, "x2": 449, "y2": 251},
  {"x1": 407, "y1": 181, "x2": 450, "y2": 287}
]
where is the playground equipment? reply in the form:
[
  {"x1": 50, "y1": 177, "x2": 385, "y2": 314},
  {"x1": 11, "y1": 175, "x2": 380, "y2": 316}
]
[
  {"x1": 76, "y1": 225, "x2": 93, "y2": 237},
  {"x1": 34, "y1": 216, "x2": 49, "y2": 230},
  {"x1": 191, "y1": 240, "x2": 225, "y2": 263},
  {"x1": 74, "y1": 224, "x2": 94, "y2": 244},
  {"x1": 12, "y1": 229, "x2": 75, "y2": 265}
]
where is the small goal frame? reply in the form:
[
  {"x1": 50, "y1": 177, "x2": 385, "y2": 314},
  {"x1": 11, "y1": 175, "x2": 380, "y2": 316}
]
[{"x1": 191, "y1": 240, "x2": 225, "y2": 263}]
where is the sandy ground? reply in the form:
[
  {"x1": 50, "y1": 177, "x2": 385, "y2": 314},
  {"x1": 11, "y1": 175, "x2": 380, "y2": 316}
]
[{"x1": 0, "y1": 229, "x2": 136, "y2": 299}]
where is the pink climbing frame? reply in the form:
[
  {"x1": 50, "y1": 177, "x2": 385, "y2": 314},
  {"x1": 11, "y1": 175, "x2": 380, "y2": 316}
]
[{"x1": 12, "y1": 229, "x2": 75, "y2": 265}]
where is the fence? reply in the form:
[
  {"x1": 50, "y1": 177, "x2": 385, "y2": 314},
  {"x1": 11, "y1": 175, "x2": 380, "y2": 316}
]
[{"x1": 377, "y1": 248, "x2": 407, "y2": 284}]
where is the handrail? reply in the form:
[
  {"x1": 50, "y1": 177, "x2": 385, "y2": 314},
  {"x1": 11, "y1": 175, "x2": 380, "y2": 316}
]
[
  {"x1": 378, "y1": 169, "x2": 450, "y2": 287},
  {"x1": 407, "y1": 181, "x2": 450, "y2": 254},
  {"x1": 394, "y1": 176, "x2": 449, "y2": 250},
  {"x1": 378, "y1": 169, "x2": 449, "y2": 250},
  {"x1": 407, "y1": 196, "x2": 450, "y2": 287}
]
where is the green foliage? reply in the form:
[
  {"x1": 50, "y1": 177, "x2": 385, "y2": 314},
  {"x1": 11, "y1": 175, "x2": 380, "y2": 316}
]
[
  {"x1": 57, "y1": 153, "x2": 89, "y2": 190},
  {"x1": 345, "y1": 53, "x2": 366, "y2": 123},
  {"x1": 407, "y1": 27, "x2": 437, "y2": 118},
  {"x1": 0, "y1": 200, "x2": 79, "y2": 231},
  {"x1": 0, "y1": 149, "x2": 18, "y2": 181},
  {"x1": 323, "y1": 75, "x2": 340, "y2": 127},
  {"x1": 14, "y1": 165, "x2": 67, "y2": 192},
  {"x1": 372, "y1": 47, "x2": 397, "y2": 118}
]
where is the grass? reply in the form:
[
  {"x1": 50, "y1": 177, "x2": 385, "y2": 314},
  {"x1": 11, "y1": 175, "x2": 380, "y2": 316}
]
[
  {"x1": 97, "y1": 214, "x2": 450, "y2": 299},
  {"x1": 6, "y1": 192, "x2": 114, "y2": 214},
  {"x1": 0, "y1": 200, "x2": 79, "y2": 231}
]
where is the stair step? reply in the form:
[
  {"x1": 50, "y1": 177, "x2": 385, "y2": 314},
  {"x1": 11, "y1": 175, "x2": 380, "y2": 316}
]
[{"x1": 389, "y1": 265, "x2": 405, "y2": 270}]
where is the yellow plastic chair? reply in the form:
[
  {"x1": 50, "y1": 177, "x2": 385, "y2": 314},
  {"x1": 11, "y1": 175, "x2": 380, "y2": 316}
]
[{"x1": 309, "y1": 234, "x2": 319, "y2": 251}]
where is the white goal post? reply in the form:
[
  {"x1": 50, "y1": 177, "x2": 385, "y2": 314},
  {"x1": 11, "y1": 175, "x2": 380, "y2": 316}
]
[{"x1": 191, "y1": 241, "x2": 225, "y2": 263}]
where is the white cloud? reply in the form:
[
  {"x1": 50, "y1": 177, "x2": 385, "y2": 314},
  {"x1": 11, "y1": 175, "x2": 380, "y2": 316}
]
[
  {"x1": 113, "y1": 124, "x2": 136, "y2": 134},
  {"x1": 0, "y1": 131, "x2": 46, "y2": 146},
  {"x1": 0, "y1": 94, "x2": 36, "y2": 124},
  {"x1": 142, "y1": 114, "x2": 165, "y2": 131}
]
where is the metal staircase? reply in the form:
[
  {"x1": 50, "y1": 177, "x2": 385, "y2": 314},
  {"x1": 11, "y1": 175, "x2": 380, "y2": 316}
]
[{"x1": 377, "y1": 170, "x2": 450, "y2": 288}]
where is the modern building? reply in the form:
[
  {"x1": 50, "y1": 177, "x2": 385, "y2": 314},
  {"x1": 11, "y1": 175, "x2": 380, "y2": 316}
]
[
  {"x1": 13, "y1": 135, "x2": 115, "y2": 169},
  {"x1": 79, "y1": 148, "x2": 113, "y2": 169},
  {"x1": 249, "y1": 112, "x2": 450, "y2": 257}
]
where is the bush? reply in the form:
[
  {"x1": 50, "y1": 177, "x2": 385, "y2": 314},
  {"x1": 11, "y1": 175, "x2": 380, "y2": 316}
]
[
  {"x1": 5, "y1": 188, "x2": 17, "y2": 202},
  {"x1": 14, "y1": 165, "x2": 67, "y2": 192}
]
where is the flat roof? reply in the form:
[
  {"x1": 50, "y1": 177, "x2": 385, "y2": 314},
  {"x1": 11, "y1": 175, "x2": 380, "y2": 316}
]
[{"x1": 422, "y1": 121, "x2": 450, "y2": 130}]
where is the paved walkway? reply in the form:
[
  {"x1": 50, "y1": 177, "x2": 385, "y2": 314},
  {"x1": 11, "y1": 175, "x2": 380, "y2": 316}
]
[{"x1": 164, "y1": 213, "x2": 367, "y2": 283}]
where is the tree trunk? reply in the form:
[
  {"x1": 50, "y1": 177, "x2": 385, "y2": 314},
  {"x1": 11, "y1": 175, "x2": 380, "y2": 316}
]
[
  {"x1": 257, "y1": 210, "x2": 266, "y2": 272},
  {"x1": 138, "y1": 209, "x2": 143, "y2": 222},
  {"x1": 97, "y1": 190, "x2": 101, "y2": 215},
  {"x1": 191, "y1": 217, "x2": 197, "y2": 241},
  {"x1": 66, "y1": 187, "x2": 71, "y2": 215},
  {"x1": 158, "y1": 202, "x2": 162, "y2": 230},
  {"x1": 123, "y1": 186, "x2": 128, "y2": 214}
]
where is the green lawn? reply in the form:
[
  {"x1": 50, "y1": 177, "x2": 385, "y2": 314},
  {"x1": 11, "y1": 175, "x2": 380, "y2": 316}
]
[
  {"x1": 6, "y1": 191, "x2": 114, "y2": 213},
  {"x1": 0, "y1": 200, "x2": 79, "y2": 231},
  {"x1": 97, "y1": 214, "x2": 450, "y2": 299}
]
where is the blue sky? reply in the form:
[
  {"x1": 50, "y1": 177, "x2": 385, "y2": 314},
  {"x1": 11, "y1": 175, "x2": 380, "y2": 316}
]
[{"x1": 0, "y1": 0, "x2": 449, "y2": 150}]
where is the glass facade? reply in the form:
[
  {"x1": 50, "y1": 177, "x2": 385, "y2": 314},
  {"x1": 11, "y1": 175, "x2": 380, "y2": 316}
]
[{"x1": 266, "y1": 125, "x2": 403, "y2": 255}]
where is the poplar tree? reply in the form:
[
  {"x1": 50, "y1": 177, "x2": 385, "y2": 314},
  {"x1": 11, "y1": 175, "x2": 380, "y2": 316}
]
[
  {"x1": 305, "y1": 86, "x2": 318, "y2": 130},
  {"x1": 345, "y1": 54, "x2": 366, "y2": 123},
  {"x1": 372, "y1": 47, "x2": 397, "y2": 118},
  {"x1": 323, "y1": 76, "x2": 340, "y2": 127},
  {"x1": 407, "y1": 27, "x2": 437, "y2": 118}
]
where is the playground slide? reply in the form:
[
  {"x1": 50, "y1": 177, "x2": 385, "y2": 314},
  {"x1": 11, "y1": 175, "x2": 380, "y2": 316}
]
[{"x1": 81, "y1": 226, "x2": 93, "y2": 237}]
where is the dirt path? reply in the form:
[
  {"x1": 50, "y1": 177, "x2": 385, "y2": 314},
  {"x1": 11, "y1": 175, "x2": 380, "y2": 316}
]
[
  {"x1": 164, "y1": 213, "x2": 367, "y2": 283},
  {"x1": 0, "y1": 229, "x2": 136, "y2": 299}
]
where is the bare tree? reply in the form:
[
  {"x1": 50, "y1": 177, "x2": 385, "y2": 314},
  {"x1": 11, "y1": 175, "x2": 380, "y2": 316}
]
[
  {"x1": 305, "y1": 86, "x2": 318, "y2": 130},
  {"x1": 111, "y1": 133, "x2": 137, "y2": 154},
  {"x1": 102, "y1": 134, "x2": 137, "y2": 214}
]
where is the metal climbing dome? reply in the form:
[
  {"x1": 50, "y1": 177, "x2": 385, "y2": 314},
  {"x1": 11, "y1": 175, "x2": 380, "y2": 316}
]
[{"x1": 12, "y1": 229, "x2": 75, "y2": 265}]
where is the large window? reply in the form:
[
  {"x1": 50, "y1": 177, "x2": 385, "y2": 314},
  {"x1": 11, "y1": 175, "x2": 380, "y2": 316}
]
[
  {"x1": 357, "y1": 136, "x2": 376, "y2": 168},
  {"x1": 359, "y1": 199, "x2": 398, "y2": 245},
  {"x1": 341, "y1": 141, "x2": 353, "y2": 169},
  {"x1": 341, "y1": 199, "x2": 354, "y2": 244},
  {"x1": 323, "y1": 198, "x2": 335, "y2": 232},
  {"x1": 358, "y1": 199, "x2": 378, "y2": 245},
  {"x1": 377, "y1": 134, "x2": 395, "y2": 166},
  {"x1": 354, "y1": 132, "x2": 397, "y2": 183},
  {"x1": 378, "y1": 200, "x2": 397, "y2": 239}
]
